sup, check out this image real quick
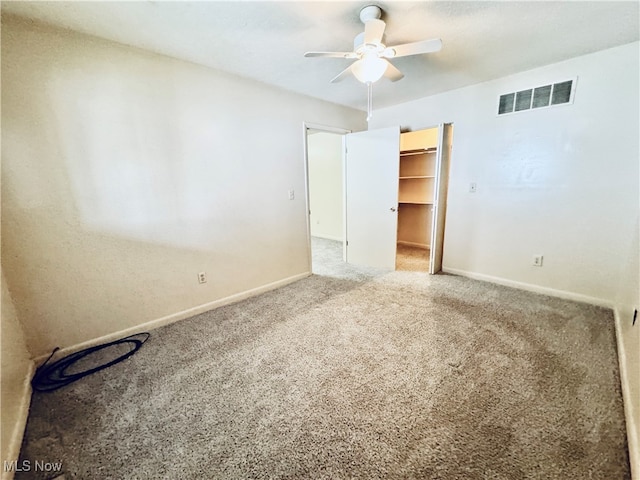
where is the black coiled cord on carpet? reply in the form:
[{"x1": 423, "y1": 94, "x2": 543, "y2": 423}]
[{"x1": 32, "y1": 332, "x2": 150, "y2": 392}]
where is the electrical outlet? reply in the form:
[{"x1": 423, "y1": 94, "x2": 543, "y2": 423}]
[
  {"x1": 532, "y1": 255, "x2": 543, "y2": 267},
  {"x1": 469, "y1": 182, "x2": 477, "y2": 193},
  {"x1": 288, "y1": 189, "x2": 295, "y2": 200},
  {"x1": 198, "y1": 272, "x2": 207, "y2": 284}
]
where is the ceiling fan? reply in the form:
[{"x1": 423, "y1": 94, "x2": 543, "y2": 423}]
[{"x1": 304, "y1": 5, "x2": 443, "y2": 85}]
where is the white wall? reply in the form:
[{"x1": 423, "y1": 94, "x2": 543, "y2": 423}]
[
  {"x1": 1, "y1": 16, "x2": 366, "y2": 357},
  {"x1": 1, "y1": 269, "x2": 32, "y2": 477},
  {"x1": 615, "y1": 215, "x2": 640, "y2": 478},
  {"x1": 308, "y1": 132, "x2": 344, "y2": 241},
  {"x1": 370, "y1": 42, "x2": 639, "y2": 307}
]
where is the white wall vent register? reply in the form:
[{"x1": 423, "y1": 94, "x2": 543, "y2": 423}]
[{"x1": 498, "y1": 78, "x2": 576, "y2": 115}]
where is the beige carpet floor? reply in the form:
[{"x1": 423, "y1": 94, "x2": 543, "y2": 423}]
[
  {"x1": 17, "y1": 238, "x2": 629, "y2": 479},
  {"x1": 396, "y1": 244, "x2": 430, "y2": 272}
]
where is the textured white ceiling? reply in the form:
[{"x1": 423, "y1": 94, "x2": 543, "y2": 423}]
[{"x1": 2, "y1": 1, "x2": 638, "y2": 111}]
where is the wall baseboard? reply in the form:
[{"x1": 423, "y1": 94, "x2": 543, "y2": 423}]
[
  {"x1": 397, "y1": 241, "x2": 430, "y2": 249},
  {"x1": 34, "y1": 272, "x2": 311, "y2": 363},
  {"x1": 441, "y1": 267, "x2": 613, "y2": 308},
  {"x1": 310, "y1": 233, "x2": 343, "y2": 242},
  {"x1": 2, "y1": 362, "x2": 35, "y2": 480},
  {"x1": 614, "y1": 308, "x2": 639, "y2": 480}
]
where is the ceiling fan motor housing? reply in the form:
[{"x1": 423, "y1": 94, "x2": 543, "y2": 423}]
[{"x1": 353, "y1": 32, "x2": 386, "y2": 54}]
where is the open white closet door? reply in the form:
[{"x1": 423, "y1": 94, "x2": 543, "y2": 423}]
[
  {"x1": 345, "y1": 126, "x2": 400, "y2": 270},
  {"x1": 429, "y1": 123, "x2": 453, "y2": 274}
]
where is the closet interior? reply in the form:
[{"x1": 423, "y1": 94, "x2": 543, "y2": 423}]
[{"x1": 396, "y1": 126, "x2": 449, "y2": 272}]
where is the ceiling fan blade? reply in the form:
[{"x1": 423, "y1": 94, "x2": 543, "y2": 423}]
[
  {"x1": 364, "y1": 19, "x2": 386, "y2": 44},
  {"x1": 383, "y1": 38, "x2": 442, "y2": 58},
  {"x1": 330, "y1": 64, "x2": 355, "y2": 83},
  {"x1": 304, "y1": 51, "x2": 357, "y2": 59},
  {"x1": 383, "y1": 61, "x2": 404, "y2": 82}
]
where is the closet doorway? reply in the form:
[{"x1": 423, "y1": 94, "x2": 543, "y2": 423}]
[
  {"x1": 303, "y1": 123, "x2": 350, "y2": 274},
  {"x1": 396, "y1": 124, "x2": 453, "y2": 273},
  {"x1": 344, "y1": 123, "x2": 453, "y2": 274}
]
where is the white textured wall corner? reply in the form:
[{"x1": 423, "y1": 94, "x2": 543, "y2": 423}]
[
  {"x1": 370, "y1": 42, "x2": 639, "y2": 306},
  {"x1": 1, "y1": 270, "x2": 33, "y2": 478},
  {"x1": 308, "y1": 132, "x2": 344, "y2": 241},
  {"x1": 614, "y1": 216, "x2": 640, "y2": 479},
  {"x1": 0, "y1": 17, "x2": 366, "y2": 357}
]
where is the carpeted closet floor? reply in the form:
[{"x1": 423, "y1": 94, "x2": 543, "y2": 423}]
[
  {"x1": 18, "y1": 238, "x2": 629, "y2": 479},
  {"x1": 396, "y1": 244, "x2": 430, "y2": 272}
]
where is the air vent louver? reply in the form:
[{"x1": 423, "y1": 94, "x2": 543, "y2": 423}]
[
  {"x1": 532, "y1": 85, "x2": 552, "y2": 108},
  {"x1": 498, "y1": 78, "x2": 575, "y2": 115},
  {"x1": 515, "y1": 89, "x2": 533, "y2": 111},
  {"x1": 551, "y1": 80, "x2": 573, "y2": 105},
  {"x1": 498, "y1": 93, "x2": 515, "y2": 114}
]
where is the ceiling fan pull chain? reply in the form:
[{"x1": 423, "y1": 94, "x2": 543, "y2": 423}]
[{"x1": 367, "y1": 81, "x2": 373, "y2": 121}]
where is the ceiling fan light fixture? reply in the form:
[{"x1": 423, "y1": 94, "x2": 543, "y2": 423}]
[{"x1": 352, "y1": 53, "x2": 387, "y2": 83}]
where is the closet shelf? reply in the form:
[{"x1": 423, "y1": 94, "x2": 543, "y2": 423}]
[
  {"x1": 399, "y1": 175, "x2": 435, "y2": 180},
  {"x1": 400, "y1": 148, "x2": 437, "y2": 156},
  {"x1": 398, "y1": 201, "x2": 434, "y2": 205}
]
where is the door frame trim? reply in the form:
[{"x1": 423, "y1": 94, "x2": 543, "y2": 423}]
[{"x1": 302, "y1": 122, "x2": 351, "y2": 273}]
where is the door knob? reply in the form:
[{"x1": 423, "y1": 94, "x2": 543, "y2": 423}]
[{"x1": 390, "y1": 207, "x2": 397, "y2": 212}]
